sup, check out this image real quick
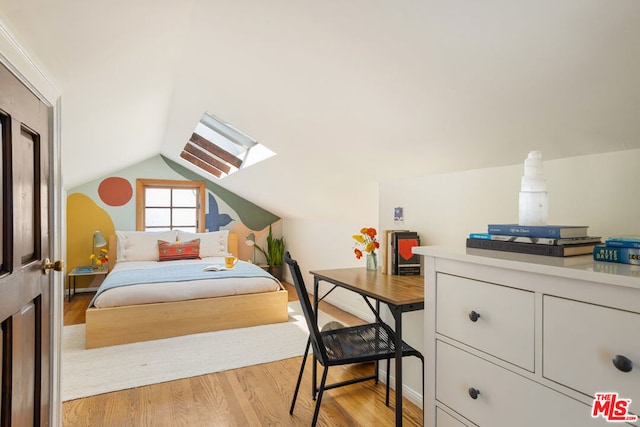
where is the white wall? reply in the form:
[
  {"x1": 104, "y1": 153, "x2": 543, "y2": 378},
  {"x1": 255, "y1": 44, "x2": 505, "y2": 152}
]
[
  {"x1": 376, "y1": 148, "x2": 640, "y2": 403},
  {"x1": 380, "y1": 149, "x2": 640, "y2": 246},
  {"x1": 282, "y1": 219, "x2": 379, "y2": 322}
]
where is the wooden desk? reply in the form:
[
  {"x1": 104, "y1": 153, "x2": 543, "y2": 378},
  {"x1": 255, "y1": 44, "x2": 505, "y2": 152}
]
[{"x1": 310, "y1": 268, "x2": 424, "y2": 426}]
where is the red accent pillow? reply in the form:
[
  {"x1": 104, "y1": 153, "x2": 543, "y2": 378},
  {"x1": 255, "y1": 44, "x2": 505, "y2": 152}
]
[{"x1": 158, "y1": 238, "x2": 201, "y2": 261}]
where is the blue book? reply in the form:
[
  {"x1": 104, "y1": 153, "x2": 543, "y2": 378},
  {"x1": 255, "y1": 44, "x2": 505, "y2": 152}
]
[
  {"x1": 605, "y1": 236, "x2": 640, "y2": 248},
  {"x1": 469, "y1": 233, "x2": 492, "y2": 240},
  {"x1": 487, "y1": 224, "x2": 589, "y2": 239},
  {"x1": 593, "y1": 245, "x2": 640, "y2": 265}
]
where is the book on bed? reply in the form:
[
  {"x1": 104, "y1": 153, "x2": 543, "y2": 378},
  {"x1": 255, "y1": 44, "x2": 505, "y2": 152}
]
[{"x1": 203, "y1": 265, "x2": 231, "y2": 272}]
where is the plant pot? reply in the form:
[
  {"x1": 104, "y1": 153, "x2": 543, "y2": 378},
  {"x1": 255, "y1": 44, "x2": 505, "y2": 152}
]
[{"x1": 266, "y1": 265, "x2": 284, "y2": 281}]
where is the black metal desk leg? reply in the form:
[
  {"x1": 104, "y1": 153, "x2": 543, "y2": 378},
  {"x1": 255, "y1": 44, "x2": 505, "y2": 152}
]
[
  {"x1": 68, "y1": 276, "x2": 73, "y2": 302},
  {"x1": 375, "y1": 300, "x2": 380, "y2": 383},
  {"x1": 394, "y1": 305, "x2": 403, "y2": 426},
  {"x1": 312, "y1": 276, "x2": 320, "y2": 400}
]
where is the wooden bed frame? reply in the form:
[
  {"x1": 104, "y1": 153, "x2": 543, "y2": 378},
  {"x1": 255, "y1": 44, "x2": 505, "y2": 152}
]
[{"x1": 85, "y1": 232, "x2": 289, "y2": 349}]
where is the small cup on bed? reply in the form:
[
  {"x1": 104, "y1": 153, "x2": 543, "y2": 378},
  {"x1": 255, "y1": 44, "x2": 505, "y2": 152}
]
[{"x1": 225, "y1": 256, "x2": 238, "y2": 269}]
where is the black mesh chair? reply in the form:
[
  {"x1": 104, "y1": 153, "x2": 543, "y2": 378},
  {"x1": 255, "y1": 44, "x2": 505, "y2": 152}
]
[{"x1": 284, "y1": 252, "x2": 424, "y2": 426}]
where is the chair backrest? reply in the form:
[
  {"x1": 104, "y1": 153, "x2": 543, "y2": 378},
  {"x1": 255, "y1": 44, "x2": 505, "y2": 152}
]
[{"x1": 284, "y1": 252, "x2": 328, "y2": 363}]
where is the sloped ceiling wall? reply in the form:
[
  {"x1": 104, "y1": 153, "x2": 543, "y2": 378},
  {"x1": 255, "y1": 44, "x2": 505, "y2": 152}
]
[{"x1": 0, "y1": 0, "x2": 638, "y2": 223}]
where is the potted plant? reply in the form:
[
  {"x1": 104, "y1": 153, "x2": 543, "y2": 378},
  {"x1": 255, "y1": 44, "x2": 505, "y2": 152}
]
[{"x1": 254, "y1": 225, "x2": 285, "y2": 280}]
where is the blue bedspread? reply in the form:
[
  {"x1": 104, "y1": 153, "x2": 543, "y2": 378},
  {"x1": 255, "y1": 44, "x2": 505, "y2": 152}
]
[{"x1": 89, "y1": 261, "x2": 277, "y2": 307}]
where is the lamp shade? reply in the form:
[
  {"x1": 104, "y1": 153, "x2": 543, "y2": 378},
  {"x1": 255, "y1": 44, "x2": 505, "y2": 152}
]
[
  {"x1": 93, "y1": 231, "x2": 107, "y2": 248},
  {"x1": 245, "y1": 232, "x2": 255, "y2": 246}
]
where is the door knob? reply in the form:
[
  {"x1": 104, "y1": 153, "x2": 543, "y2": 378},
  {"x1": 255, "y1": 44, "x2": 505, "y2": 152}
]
[{"x1": 43, "y1": 258, "x2": 64, "y2": 274}]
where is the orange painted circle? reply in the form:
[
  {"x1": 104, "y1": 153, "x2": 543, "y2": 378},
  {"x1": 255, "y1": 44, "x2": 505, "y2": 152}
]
[{"x1": 98, "y1": 177, "x2": 133, "y2": 206}]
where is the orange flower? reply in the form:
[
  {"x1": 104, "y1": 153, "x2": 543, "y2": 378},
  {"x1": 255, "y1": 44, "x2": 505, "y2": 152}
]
[
  {"x1": 352, "y1": 227, "x2": 379, "y2": 259},
  {"x1": 364, "y1": 227, "x2": 377, "y2": 239}
]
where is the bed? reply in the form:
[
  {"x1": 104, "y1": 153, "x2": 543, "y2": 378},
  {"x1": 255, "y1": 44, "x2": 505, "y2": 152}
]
[{"x1": 84, "y1": 230, "x2": 289, "y2": 349}]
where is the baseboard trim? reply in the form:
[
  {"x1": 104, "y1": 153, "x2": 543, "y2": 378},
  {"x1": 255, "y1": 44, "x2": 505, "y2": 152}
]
[
  {"x1": 379, "y1": 367, "x2": 424, "y2": 410},
  {"x1": 73, "y1": 287, "x2": 100, "y2": 294}
]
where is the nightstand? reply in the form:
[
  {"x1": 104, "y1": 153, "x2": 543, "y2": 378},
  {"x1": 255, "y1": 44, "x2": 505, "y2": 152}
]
[{"x1": 67, "y1": 267, "x2": 108, "y2": 302}]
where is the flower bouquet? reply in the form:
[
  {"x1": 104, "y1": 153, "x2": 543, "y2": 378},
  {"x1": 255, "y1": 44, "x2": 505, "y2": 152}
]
[
  {"x1": 90, "y1": 248, "x2": 109, "y2": 271},
  {"x1": 352, "y1": 227, "x2": 380, "y2": 270}
]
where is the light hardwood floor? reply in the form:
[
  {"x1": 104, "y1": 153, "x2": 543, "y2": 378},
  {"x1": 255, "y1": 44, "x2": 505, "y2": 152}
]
[{"x1": 62, "y1": 283, "x2": 423, "y2": 426}]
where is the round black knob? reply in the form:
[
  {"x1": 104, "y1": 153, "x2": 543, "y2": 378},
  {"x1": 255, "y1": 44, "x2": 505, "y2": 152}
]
[
  {"x1": 613, "y1": 355, "x2": 633, "y2": 373},
  {"x1": 468, "y1": 387, "x2": 480, "y2": 400},
  {"x1": 469, "y1": 310, "x2": 481, "y2": 322}
]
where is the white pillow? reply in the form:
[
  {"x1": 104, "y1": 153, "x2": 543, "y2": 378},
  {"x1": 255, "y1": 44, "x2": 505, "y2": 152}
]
[
  {"x1": 176, "y1": 230, "x2": 230, "y2": 257},
  {"x1": 116, "y1": 230, "x2": 177, "y2": 262}
]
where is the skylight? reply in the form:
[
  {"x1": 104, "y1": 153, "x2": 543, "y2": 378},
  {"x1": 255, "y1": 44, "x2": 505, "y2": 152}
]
[{"x1": 180, "y1": 113, "x2": 275, "y2": 178}]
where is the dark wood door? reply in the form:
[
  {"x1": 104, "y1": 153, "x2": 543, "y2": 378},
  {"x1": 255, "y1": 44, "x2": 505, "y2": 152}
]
[{"x1": 0, "y1": 62, "x2": 53, "y2": 426}]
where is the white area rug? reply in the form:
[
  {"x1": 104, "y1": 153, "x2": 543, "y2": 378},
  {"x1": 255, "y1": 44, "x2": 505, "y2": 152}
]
[{"x1": 62, "y1": 301, "x2": 334, "y2": 401}]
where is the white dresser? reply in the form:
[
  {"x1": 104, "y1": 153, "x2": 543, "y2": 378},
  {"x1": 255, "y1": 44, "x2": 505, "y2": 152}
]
[{"x1": 413, "y1": 246, "x2": 640, "y2": 427}]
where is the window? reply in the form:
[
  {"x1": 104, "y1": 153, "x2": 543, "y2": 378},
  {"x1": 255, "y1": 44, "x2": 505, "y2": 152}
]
[
  {"x1": 136, "y1": 179, "x2": 206, "y2": 232},
  {"x1": 180, "y1": 112, "x2": 275, "y2": 178}
]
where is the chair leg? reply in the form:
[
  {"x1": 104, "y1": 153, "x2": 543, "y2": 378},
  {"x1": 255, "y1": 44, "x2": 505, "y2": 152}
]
[
  {"x1": 311, "y1": 367, "x2": 329, "y2": 427},
  {"x1": 385, "y1": 358, "x2": 390, "y2": 406},
  {"x1": 420, "y1": 355, "x2": 425, "y2": 410},
  {"x1": 290, "y1": 338, "x2": 311, "y2": 415}
]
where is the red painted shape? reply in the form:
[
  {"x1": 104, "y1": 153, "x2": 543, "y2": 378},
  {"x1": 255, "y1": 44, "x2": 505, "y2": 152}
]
[{"x1": 98, "y1": 177, "x2": 133, "y2": 206}]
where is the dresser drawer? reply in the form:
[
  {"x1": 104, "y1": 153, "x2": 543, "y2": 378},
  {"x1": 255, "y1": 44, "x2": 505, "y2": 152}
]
[
  {"x1": 544, "y1": 296, "x2": 640, "y2": 408},
  {"x1": 436, "y1": 273, "x2": 535, "y2": 370},
  {"x1": 437, "y1": 407, "x2": 474, "y2": 427},
  {"x1": 436, "y1": 340, "x2": 610, "y2": 427}
]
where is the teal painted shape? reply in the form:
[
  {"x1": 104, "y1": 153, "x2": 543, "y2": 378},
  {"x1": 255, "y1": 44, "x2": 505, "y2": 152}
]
[{"x1": 161, "y1": 156, "x2": 280, "y2": 230}]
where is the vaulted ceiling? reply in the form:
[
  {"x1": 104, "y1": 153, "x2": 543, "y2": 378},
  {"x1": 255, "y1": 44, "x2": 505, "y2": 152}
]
[{"x1": 1, "y1": 0, "x2": 639, "y2": 222}]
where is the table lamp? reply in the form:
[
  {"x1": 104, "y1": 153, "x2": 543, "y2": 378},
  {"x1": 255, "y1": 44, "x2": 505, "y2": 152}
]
[{"x1": 245, "y1": 232, "x2": 255, "y2": 263}]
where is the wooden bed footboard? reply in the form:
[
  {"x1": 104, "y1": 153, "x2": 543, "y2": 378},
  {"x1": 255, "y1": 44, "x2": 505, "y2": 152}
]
[{"x1": 85, "y1": 287, "x2": 289, "y2": 349}]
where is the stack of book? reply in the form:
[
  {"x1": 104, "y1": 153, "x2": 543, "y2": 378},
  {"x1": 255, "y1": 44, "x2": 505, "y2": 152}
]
[
  {"x1": 467, "y1": 224, "x2": 601, "y2": 257},
  {"x1": 593, "y1": 236, "x2": 640, "y2": 265},
  {"x1": 381, "y1": 230, "x2": 421, "y2": 275}
]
